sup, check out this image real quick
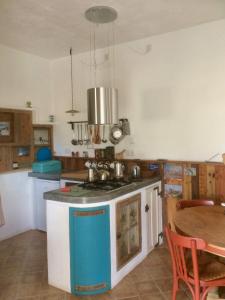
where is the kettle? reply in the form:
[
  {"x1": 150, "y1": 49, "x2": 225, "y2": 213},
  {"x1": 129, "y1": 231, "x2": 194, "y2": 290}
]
[
  {"x1": 131, "y1": 165, "x2": 140, "y2": 179},
  {"x1": 110, "y1": 161, "x2": 125, "y2": 179}
]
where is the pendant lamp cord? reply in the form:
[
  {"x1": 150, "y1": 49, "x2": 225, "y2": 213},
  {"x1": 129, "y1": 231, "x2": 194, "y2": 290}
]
[
  {"x1": 93, "y1": 25, "x2": 97, "y2": 86},
  {"x1": 89, "y1": 24, "x2": 92, "y2": 87},
  {"x1": 70, "y1": 47, "x2": 74, "y2": 110},
  {"x1": 112, "y1": 21, "x2": 116, "y2": 88}
]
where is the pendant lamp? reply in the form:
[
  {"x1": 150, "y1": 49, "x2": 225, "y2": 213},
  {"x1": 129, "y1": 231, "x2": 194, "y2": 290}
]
[
  {"x1": 66, "y1": 47, "x2": 79, "y2": 115},
  {"x1": 85, "y1": 6, "x2": 118, "y2": 125}
]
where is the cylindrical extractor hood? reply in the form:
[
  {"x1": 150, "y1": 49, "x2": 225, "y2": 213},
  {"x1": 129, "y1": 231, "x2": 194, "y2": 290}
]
[{"x1": 87, "y1": 87, "x2": 118, "y2": 125}]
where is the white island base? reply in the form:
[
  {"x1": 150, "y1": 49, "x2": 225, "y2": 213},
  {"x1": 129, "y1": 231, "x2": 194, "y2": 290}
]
[{"x1": 46, "y1": 180, "x2": 162, "y2": 295}]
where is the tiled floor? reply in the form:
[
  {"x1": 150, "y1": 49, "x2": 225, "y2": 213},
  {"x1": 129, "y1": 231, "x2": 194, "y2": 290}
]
[{"x1": 0, "y1": 230, "x2": 191, "y2": 300}]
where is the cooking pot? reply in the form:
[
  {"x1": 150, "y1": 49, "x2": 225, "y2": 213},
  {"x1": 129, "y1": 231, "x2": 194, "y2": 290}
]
[
  {"x1": 98, "y1": 170, "x2": 110, "y2": 181},
  {"x1": 88, "y1": 168, "x2": 97, "y2": 182}
]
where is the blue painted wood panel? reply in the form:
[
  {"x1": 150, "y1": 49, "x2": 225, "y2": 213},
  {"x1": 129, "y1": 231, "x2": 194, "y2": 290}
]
[{"x1": 69, "y1": 205, "x2": 111, "y2": 295}]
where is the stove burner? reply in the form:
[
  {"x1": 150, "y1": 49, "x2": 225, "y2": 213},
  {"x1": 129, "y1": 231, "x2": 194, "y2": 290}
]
[{"x1": 78, "y1": 179, "x2": 132, "y2": 191}]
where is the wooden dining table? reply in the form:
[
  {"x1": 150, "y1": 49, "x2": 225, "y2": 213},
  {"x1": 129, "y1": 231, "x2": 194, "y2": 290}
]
[{"x1": 174, "y1": 205, "x2": 225, "y2": 257}]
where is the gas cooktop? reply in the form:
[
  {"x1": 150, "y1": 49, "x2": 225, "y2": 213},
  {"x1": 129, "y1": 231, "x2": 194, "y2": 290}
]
[{"x1": 78, "y1": 179, "x2": 132, "y2": 191}]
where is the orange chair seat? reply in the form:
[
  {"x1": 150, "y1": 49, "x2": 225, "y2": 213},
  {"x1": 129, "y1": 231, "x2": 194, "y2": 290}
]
[{"x1": 189, "y1": 257, "x2": 225, "y2": 281}]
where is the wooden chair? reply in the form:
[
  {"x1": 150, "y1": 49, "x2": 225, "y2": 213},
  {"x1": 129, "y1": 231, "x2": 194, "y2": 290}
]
[
  {"x1": 165, "y1": 225, "x2": 225, "y2": 300},
  {"x1": 176, "y1": 199, "x2": 215, "y2": 210}
]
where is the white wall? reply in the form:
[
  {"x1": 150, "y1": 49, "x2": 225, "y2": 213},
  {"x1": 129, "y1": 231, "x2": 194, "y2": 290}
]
[
  {"x1": 0, "y1": 171, "x2": 35, "y2": 241},
  {"x1": 0, "y1": 44, "x2": 52, "y2": 124},
  {"x1": 51, "y1": 19, "x2": 225, "y2": 162}
]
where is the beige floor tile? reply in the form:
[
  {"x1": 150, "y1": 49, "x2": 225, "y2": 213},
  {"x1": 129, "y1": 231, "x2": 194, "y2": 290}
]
[
  {"x1": 39, "y1": 282, "x2": 65, "y2": 296},
  {"x1": 65, "y1": 293, "x2": 114, "y2": 300},
  {"x1": 0, "y1": 230, "x2": 177, "y2": 300},
  {"x1": 109, "y1": 276, "x2": 139, "y2": 299},
  {"x1": 147, "y1": 265, "x2": 172, "y2": 280},
  {"x1": 164, "y1": 290, "x2": 191, "y2": 300},
  {"x1": 130, "y1": 266, "x2": 153, "y2": 283},
  {"x1": 16, "y1": 283, "x2": 42, "y2": 298},
  {"x1": 140, "y1": 293, "x2": 165, "y2": 300},
  {"x1": 0, "y1": 283, "x2": 19, "y2": 299},
  {"x1": 17, "y1": 297, "x2": 41, "y2": 300},
  {"x1": 117, "y1": 297, "x2": 140, "y2": 300},
  {"x1": 20, "y1": 271, "x2": 44, "y2": 284},
  {"x1": 66, "y1": 294, "x2": 87, "y2": 300},
  {"x1": 40, "y1": 292, "x2": 67, "y2": 300},
  {"x1": 135, "y1": 281, "x2": 160, "y2": 295},
  {"x1": 154, "y1": 277, "x2": 173, "y2": 292}
]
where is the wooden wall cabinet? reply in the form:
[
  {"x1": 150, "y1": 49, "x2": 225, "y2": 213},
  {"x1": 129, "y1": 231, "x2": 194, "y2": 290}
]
[
  {"x1": 14, "y1": 111, "x2": 32, "y2": 145},
  {"x1": 0, "y1": 108, "x2": 33, "y2": 171},
  {"x1": 116, "y1": 193, "x2": 142, "y2": 270}
]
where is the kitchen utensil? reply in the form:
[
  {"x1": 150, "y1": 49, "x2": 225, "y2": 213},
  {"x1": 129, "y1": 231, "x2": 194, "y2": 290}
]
[
  {"x1": 77, "y1": 123, "x2": 80, "y2": 144},
  {"x1": 109, "y1": 125, "x2": 124, "y2": 144},
  {"x1": 131, "y1": 165, "x2": 141, "y2": 179},
  {"x1": 79, "y1": 124, "x2": 83, "y2": 145},
  {"x1": 102, "y1": 125, "x2": 107, "y2": 143},
  {"x1": 111, "y1": 125, "x2": 122, "y2": 139},
  {"x1": 84, "y1": 124, "x2": 90, "y2": 145},
  {"x1": 71, "y1": 123, "x2": 78, "y2": 145},
  {"x1": 95, "y1": 125, "x2": 101, "y2": 144},
  {"x1": 119, "y1": 119, "x2": 130, "y2": 135},
  {"x1": 90, "y1": 125, "x2": 95, "y2": 144}
]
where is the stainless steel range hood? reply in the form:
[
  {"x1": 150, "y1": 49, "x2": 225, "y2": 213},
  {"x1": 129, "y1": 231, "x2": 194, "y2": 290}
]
[{"x1": 87, "y1": 87, "x2": 118, "y2": 125}]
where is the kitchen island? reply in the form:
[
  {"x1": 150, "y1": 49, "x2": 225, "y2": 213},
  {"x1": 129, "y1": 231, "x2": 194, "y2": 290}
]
[{"x1": 44, "y1": 176, "x2": 162, "y2": 296}]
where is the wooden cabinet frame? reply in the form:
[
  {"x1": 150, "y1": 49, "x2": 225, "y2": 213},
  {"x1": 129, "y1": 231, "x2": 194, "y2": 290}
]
[
  {"x1": 0, "y1": 108, "x2": 32, "y2": 171},
  {"x1": 32, "y1": 124, "x2": 53, "y2": 161},
  {"x1": 116, "y1": 193, "x2": 142, "y2": 270}
]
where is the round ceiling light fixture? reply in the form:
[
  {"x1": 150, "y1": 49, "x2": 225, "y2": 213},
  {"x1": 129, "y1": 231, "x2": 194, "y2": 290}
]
[{"x1": 85, "y1": 6, "x2": 117, "y2": 24}]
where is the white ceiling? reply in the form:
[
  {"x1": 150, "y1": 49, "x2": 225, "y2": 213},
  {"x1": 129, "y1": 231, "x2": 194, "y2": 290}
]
[{"x1": 0, "y1": 0, "x2": 225, "y2": 59}]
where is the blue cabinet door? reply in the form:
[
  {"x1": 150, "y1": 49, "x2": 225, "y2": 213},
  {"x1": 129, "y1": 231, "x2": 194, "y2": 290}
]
[{"x1": 69, "y1": 205, "x2": 111, "y2": 295}]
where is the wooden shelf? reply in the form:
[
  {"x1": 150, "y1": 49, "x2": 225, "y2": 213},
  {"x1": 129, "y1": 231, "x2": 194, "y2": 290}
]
[
  {"x1": 33, "y1": 144, "x2": 51, "y2": 147},
  {"x1": 31, "y1": 124, "x2": 53, "y2": 161}
]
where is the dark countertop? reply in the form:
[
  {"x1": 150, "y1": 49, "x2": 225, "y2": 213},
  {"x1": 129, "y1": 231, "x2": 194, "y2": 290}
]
[
  {"x1": 28, "y1": 171, "x2": 61, "y2": 181},
  {"x1": 43, "y1": 176, "x2": 161, "y2": 204}
]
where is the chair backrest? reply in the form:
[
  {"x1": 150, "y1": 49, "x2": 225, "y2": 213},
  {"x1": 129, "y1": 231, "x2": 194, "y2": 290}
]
[
  {"x1": 176, "y1": 199, "x2": 215, "y2": 210},
  {"x1": 165, "y1": 225, "x2": 207, "y2": 291}
]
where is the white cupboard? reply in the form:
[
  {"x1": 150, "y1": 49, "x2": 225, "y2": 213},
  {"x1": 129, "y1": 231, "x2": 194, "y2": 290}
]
[
  {"x1": 145, "y1": 181, "x2": 162, "y2": 253},
  {"x1": 34, "y1": 179, "x2": 59, "y2": 231}
]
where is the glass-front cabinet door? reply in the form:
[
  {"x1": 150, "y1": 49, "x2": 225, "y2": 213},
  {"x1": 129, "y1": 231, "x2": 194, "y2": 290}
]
[{"x1": 116, "y1": 193, "x2": 142, "y2": 270}]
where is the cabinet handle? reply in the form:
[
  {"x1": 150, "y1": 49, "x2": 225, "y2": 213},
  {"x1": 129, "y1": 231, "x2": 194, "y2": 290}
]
[
  {"x1": 117, "y1": 232, "x2": 122, "y2": 240},
  {"x1": 73, "y1": 209, "x2": 105, "y2": 217},
  {"x1": 153, "y1": 186, "x2": 162, "y2": 197},
  {"x1": 145, "y1": 204, "x2": 150, "y2": 212}
]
